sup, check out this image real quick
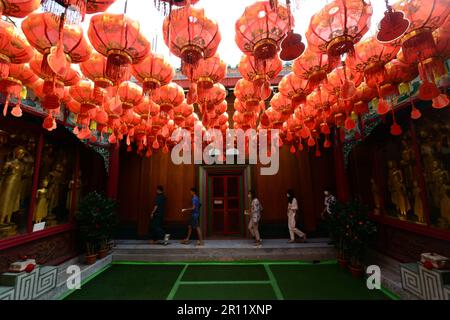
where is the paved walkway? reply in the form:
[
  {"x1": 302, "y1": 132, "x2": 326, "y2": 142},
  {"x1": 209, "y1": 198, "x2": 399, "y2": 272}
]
[{"x1": 113, "y1": 238, "x2": 332, "y2": 250}]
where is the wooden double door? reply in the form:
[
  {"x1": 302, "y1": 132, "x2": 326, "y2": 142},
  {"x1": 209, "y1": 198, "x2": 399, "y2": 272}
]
[{"x1": 209, "y1": 175, "x2": 243, "y2": 236}]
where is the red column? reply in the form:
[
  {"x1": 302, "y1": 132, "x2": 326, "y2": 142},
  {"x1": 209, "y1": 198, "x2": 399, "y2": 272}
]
[
  {"x1": 334, "y1": 127, "x2": 350, "y2": 202},
  {"x1": 107, "y1": 144, "x2": 120, "y2": 199}
]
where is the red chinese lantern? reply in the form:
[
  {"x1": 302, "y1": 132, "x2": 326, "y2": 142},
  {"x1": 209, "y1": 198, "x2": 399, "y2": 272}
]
[
  {"x1": 163, "y1": 6, "x2": 221, "y2": 65},
  {"x1": 238, "y1": 54, "x2": 281, "y2": 100},
  {"x1": 104, "y1": 96, "x2": 125, "y2": 143},
  {"x1": 234, "y1": 99, "x2": 264, "y2": 130},
  {"x1": 0, "y1": 0, "x2": 40, "y2": 18},
  {"x1": 263, "y1": 106, "x2": 287, "y2": 129},
  {"x1": 88, "y1": 13, "x2": 151, "y2": 83},
  {"x1": 235, "y1": 1, "x2": 292, "y2": 60},
  {"x1": 424, "y1": 18, "x2": 450, "y2": 82},
  {"x1": 325, "y1": 65, "x2": 363, "y2": 102},
  {"x1": 325, "y1": 65, "x2": 364, "y2": 130},
  {"x1": 234, "y1": 99, "x2": 264, "y2": 119},
  {"x1": 65, "y1": 97, "x2": 81, "y2": 114},
  {"x1": 296, "y1": 103, "x2": 320, "y2": 137},
  {"x1": 306, "y1": 0, "x2": 372, "y2": 63},
  {"x1": 69, "y1": 80, "x2": 99, "y2": 115},
  {"x1": 352, "y1": 82, "x2": 376, "y2": 115},
  {"x1": 278, "y1": 72, "x2": 311, "y2": 108},
  {"x1": 173, "y1": 101, "x2": 194, "y2": 126},
  {"x1": 29, "y1": 53, "x2": 80, "y2": 99},
  {"x1": 21, "y1": 12, "x2": 91, "y2": 78},
  {"x1": 186, "y1": 54, "x2": 227, "y2": 90},
  {"x1": 292, "y1": 49, "x2": 337, "y2": 91},
  {"x1": 233, "y1": 110, "x2": 258, "y2": 131},
  {"x1": 377, "y1": 59, "x2": 417, "y2": 115},
  {"x1": 210, "y1": 112, "x2": 229, "y2": 130},
  {"x1": 80, "y1": 52, "x2": 127, "y2": 105},
  {"x1": 134, "y1": 97, "x2": 160, "y2": 122},
  {"x1": 30, "y1": 54, "x2": 80, "y2": 116},
  {"x1": 306, "y1": 88, "x2": 336, "y2": 122},
  {"x1": 181, "y1": 112, "x2": 199, "y2": 132},
  {"x1": 0, "y1": 63, "x2": 37, "y2": 117},
  {"x1": 132, "y1": 52, "x2": 174, "y2": 95},
  {"x1": 121, "y1": 109, "x2": 141, "y2": 140},
  {"x1": 234, "y1": 79, "x2": 263, "y2": 110},
  {"x1": 31, "y1": 61, "x2": 80, "y2": 130},
  {"x1": 286, "y1": 114, "x2": 302, "y2": 137},
  {"x1": 350, "y1": 36, "x2": 399, "y2": 89},
  {"x1": 214, "y1": 100, "x2": 228, "y2": 116},
  {"x1": 147, "y1": 113, "x2": 170, "y2": 144},
  {"x1": 419, "y1": 18, "x2": 450, "y2": 108},
  {"x1": 392, "y1": 0, "x2": 449, "y2": 64},
  {"x1": 270, "y1": 92, "x2": 294, "y2": 116},
  {"x1": 117, "y1": 81, "x2": 143, "y2": 110},
  {"x1": 0, "y1": 21, "x2": 33, "y2": 79},
  {"x1": 197, "y1": 83, "x2": 227, "y2": 113},
  {"x1": 152, "y1": 82, "x2": 185, "y2": 115}
]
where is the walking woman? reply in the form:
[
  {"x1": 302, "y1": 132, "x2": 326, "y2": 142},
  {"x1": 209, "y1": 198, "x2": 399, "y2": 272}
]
[
  {"x1": 181, "y1": 187, "x2": 204, "y2": 246},
  {"x1": 244, "y1": 190, "x2": 262, "y2": 246},
  {"x1": 287, "y1": 189, "x2": 306, "y2": 243}
]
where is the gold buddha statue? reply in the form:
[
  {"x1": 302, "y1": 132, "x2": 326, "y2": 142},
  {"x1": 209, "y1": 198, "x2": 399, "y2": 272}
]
[
  {"x1": 400, "y1": 139, "x2": 415, "y2": 193},
  {"x1": 387, "y1": 160, "x2": 411, "y2": 218},
  {"x1": 45, "y1": 163, "x2": 65, "y2": 227},
  {"x1": 412, "y1": 181, "x2": 425, "y2": 224},
  {"x1": 47, "y1": 163, "x2": 65, "y2": 213},
  {"x1": 20, "y1": 138, "x2": 36, "y2": 204},
  {"x1": 419, "y1": 130, "x2": 435, "y2": 177},
  {"x1": 34, "y1": 178, "x2": 49, "y2": 224},
  {"x1": 438, "y1": 183, "x2": 450, "y2": 229},
  {"x1": 430, "y1": 160, "x2": 448, "y2": 209},
  {"x1": 370, "y1": 178, "x2": 382, "y2": 215},
  {"x1": 66, "y1": 171, "x2": 82, "y2": 211},
  {"x1": 0, "y1": 146, "x2": 26, "y2": 225}
]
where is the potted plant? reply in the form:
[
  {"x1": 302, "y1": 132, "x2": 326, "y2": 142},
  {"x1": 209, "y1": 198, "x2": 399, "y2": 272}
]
[
  {"x1": 325, "y1": 201, "x2": 350, "y2": 268},
  {"x1": 97, "y1": 194, "x2": 118, "y2": 259},
  {"x1": 344, "y1": 201, "x2": 377, "y2": 278},
  {"x1": 76, "y1": 192, "x2": 117, "y2": 264}
]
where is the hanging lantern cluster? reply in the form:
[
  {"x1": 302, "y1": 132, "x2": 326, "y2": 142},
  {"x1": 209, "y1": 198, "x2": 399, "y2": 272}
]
[{"x1": 0, "y1": 0, "x2": 448, "y2": 158}]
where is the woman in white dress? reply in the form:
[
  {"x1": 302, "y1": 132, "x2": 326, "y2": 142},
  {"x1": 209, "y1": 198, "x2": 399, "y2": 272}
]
[
  {"x1": 287, "y1": 189, "x2": 306, "y2": 243},
  {"x1": 244, "y1": 190, "x2": 262, "y2": 246}
]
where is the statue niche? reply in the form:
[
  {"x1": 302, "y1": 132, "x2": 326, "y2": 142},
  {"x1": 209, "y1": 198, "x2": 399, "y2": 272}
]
[{"x1": 0, "y1": 146, "x2": 27, "y2": 236}]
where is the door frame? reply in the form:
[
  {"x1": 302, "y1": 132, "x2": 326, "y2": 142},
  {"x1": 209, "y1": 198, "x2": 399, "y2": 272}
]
[
  {"x1": 211, "y1": 175, "x2": 242, "y2": 235},
  {"x1": 199, "y1": 165, "x2": 252, "y2": 238}
]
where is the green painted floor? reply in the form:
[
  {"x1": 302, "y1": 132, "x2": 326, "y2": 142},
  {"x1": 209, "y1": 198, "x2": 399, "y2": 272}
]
[{"x1": 63, "y1": 262, "x2": 394, "y2": 300}]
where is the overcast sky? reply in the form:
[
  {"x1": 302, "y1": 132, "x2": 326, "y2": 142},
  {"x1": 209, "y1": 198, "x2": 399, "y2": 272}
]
[{"x1": 13, "y1": 0, "x2": 390, "y2": 68}]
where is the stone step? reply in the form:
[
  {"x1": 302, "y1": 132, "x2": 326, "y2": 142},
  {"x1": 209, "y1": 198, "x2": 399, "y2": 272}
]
[{"x1": 111, "y1": 238, "x2": 336, "y2": 262}]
